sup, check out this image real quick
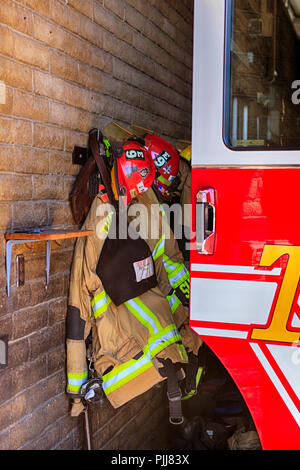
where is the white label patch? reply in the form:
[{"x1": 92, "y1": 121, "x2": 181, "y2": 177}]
[
  {"x1": 134, "y1": 256, "x2": 154, "y2": 283},
  {"x1": 137, "y1": 181, "x2": 147, "y2": 193}
]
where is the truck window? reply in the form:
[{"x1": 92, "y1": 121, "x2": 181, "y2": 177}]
[{"x1": 224, "y1": 0, "x2": 300, "y2": 150}]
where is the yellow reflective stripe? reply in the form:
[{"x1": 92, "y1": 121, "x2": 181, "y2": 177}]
[
  {"x1": 126, "y1": 298, "x2": 162, "y2": 336},
  {"x1": 67, "y1": 371, "x2": 88, "y2": 392},
  {"x1": 177, "y1": 344, "x2": 188, "y2": 362},
  {"x1": 159, "y1": 204, "x2": 166, "y2": 216},
  {"x1": 91, "y1": 291, "x2": 111, "y2": 318},
  {"x1": 169, "y1": 269, "x2": 189, "y2": 289},
  {"x1": 152, "y1": 235, "x2": 166, "y2": 261},
  {"x1": 102, "y1": 326, "x2": 184, "y2": 395},
  {"x1": 163, "y1": 255, "x2": 189, "y2": 289},
  {"x1": 91, "y1": 290, "x2": 106, "y2": 308},
  {"x1": 181, "y1": 367, "x2": 204, "y2": 401},
  {"x1": 166, "y1": 292, "x2": 181, "y2": 313},
  {"x1": 97, "y1": 211, "x2": 113, "y2": 235},
  {"x1": 146, "y1": 324, "x2": 182, "y2": 358},
  {"x1": 162, "y1": 255, "x2": 182, "y2": 272},
  {"x1": 102, "y1": 352, "x2": 153, "y2": 395}
]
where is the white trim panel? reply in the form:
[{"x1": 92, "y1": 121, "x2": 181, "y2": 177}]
[
  {"x1": 191, "y1": 263, "x2": 281, "y2": 276},
  {"x1": 192, "y1": 326, "x2": 248, "y2": 339},
  {"x1": 250, "y1": 343, "x2": 300, "y2": 427},
  {"x1": 190, "y1": 277, "x2": 277, "y2": 325},
  {"x1": 192, "y1": 0, "x2": 300, "y2": 166},
  {"x1": 267, "y1": 344, "x2": 300, "y2": 400}
]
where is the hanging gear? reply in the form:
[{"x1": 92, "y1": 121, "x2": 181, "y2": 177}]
[
  {"x1": 70, "y1": 132, "x2": 113, "y2": 225},
  {"x1": 67, "y1": 128, "x2": 201, "y2": 427},
  {"x1": 79, "y1": 377, "x2": 104, "y2": 405},
  {"x1": 144, "y1": 134, "x2": 180, "y2": 201},
  {"x1": 88, "y1": 132, "x2": 158, "y2": 307},
  {"x1": 113, "y1": 139, "x2": 156, "y2": 206},
  {"x1": 66, "y1": 180, "x2": 189, "y2": 423},
  {"x1": 96, "y1": 211, "x2": 157, "y2": 306}
]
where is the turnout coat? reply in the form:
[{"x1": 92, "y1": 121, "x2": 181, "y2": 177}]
[{"x1": 66, "y1": 188, "x2": 201, "y2": 409}]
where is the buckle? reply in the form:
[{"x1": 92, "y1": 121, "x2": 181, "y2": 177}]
[
  {"x1": 169, "y1": 416, "x2": 184, "y2": 425},
  {"x1": 167, "y1": 389, "x2": 182, "y2": 402},
  {"x1": 184, "y1": 389, "x2": 198, "y2": 399}
]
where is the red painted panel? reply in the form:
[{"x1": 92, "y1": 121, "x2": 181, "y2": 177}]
[{"x1": 190, "y1": 167, "x2": 300, "y2": 450}]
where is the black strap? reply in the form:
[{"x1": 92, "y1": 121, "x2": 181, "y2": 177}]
[
  {"x1": 184, "y1": 353, "x2": 199, "y2": 395},
  {"x1": 88, "y1": 129, "x2": 117, "y2": 208},
  {"x1": 164, "y1": 359, "x2": 184, "y2": 425}
]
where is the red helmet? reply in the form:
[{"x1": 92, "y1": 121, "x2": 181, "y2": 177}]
[
  {"x1": 113, "y1": 140, "x2": 156, "y2": 206},
  {"x1": 144, "y1": 134, "x2": 180, "y2": 199}
]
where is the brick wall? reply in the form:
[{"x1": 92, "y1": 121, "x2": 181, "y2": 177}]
[{"x1": 0, "y1": 0, "x2": 194, "y2": 450}]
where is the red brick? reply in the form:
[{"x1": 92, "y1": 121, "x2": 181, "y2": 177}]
[
  {"x1": 0, "y1": 57, "x2": 33, "y2": 93},
  {"x1": 12, "y1": 147, "x2": 50, "y2": 175},
  {"x1": 0, "y1": 25, "x2": 14, "y2": 57},
  {"x1": 0, "y1": 86, "x2": 13, "y2": 116},
  {"x1": 45, "y1": 394, "x2": 69, "y2": 427},
  {"x1": 50, "y1": 51, "x2": 79, "y2": 84},
  {"x1": 49, "y1": 101, "x2": 94, "y2": 132},
  {"x1": 0, "y1": 117, "x2": 32, "y2": 146},
  {"x1": 48, "y1": 200, "x2": 74, "y2": 226},
  {"x1": 12, "y1": 304, "x2": 48, "y2": 340},
  {"x1": 10, "y1": 408, "x2": 47, "y2": 450},
  {"x1": 14, "y1": 33, "x2": 50, "y2": 71},
  {"x1": 63, "y1": 129, "x2": 87, "y2": 153},
  {"x1": 0, "y1": 0, "x2": 33, "y2": 36},
  {"x1": 0, "y1": 203, "x2": 12, "y2": 230},
  {"x1": 50, "y1": 0, "x2": 80, "y2": 36},
  {"x1": 13, "y1": 90, "x2": 49, "y2": 122},
  {"x1": 49, "y1": 151, "x2": 79, "y2": 176},
  {"x1": 12, "y1": 201, "x2": 48, "y2": 229},
  {"x1": 29, "y1": 324, "x2": 64, "y2": 360},
  {"x1": 0, "y1": 174, "x2": 33, "y2": 202},
  {"x1": 7, "y1": 337, "x2": 30, "y2": 368},
  {"x1": 0, "y1": 401, "x2": 12, "y2": 433},
  {"x1": 32, "y1": 174, "x2": 65, "y2": 200},
  {"x1": 47, "y1": 345, "x2": 66, "y2": 375},
  {"x1": 104, "y1": 0, "x2": 125, "y2": 19},
  {"x1": 33, "y1": 123, "x2": 64, "y2": 150},
  {"x1": 22, "y1": 420, "x2": 60, "y2": 450},
  {"x1": 66, "y1": 0, "x2": 93, "y2": 19},
  {"x1": 10, "y1": 356, "x2": 47, "y2": 399},
  {"x1": 0, "y1": 431, "x2": 10, "y2": 450},
  {"x1": 17, "y1": 0, "x2": 50, "y2": 17}
]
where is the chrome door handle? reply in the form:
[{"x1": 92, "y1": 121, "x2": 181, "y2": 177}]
[{"x1": 196, "y1": 188, "x2": 216, "y2": 255}]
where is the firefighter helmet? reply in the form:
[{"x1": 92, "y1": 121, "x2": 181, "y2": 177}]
[
  {"x1": 144, "y1": 134, "x2": 180, "y2": 200},
  {"x1": 113, "y1": 140, "x2": 156, "y2": 206}
]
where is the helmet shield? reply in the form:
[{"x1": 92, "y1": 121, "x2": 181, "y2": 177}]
[
  {"x1": 114, "y1": 141, "x2": 156, "y2": 206},
  {"x1": 145, "y1": 134, "x2": 180, "y2": 199}
]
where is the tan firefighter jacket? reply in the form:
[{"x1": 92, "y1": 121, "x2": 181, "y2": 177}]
[{"x1": 66, "y1": 188, "x2": 201, "y2": 409}]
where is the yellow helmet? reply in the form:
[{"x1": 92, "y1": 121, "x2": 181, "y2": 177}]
[{"x1": 180, "y1": 145, "x2": 191, "y2": 163}]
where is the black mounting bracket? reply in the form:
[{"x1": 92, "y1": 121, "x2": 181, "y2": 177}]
[{"x1": 72, "y1": 146, "x2": 89, "y2": 165}]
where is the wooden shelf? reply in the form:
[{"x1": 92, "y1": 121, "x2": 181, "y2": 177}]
[
  {"x1": 5, "y1": 228, "x2": 94, "y2": 296},
  {"x1": 5, "y1": 228, "x2": 94, "y2": 241}
]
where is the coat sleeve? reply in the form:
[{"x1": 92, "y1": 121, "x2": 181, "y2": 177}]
[{"x1": 66, "y1": 196, "x2": 114, "y2": 397}]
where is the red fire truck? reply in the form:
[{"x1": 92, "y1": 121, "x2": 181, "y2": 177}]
[{"x1": 190, "y1": 0, "x2": 300, "y2": 450}]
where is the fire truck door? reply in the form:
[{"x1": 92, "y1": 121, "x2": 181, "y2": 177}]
[{"x1": 190, "y1": 0, "x2": 300, "y2": 450}]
